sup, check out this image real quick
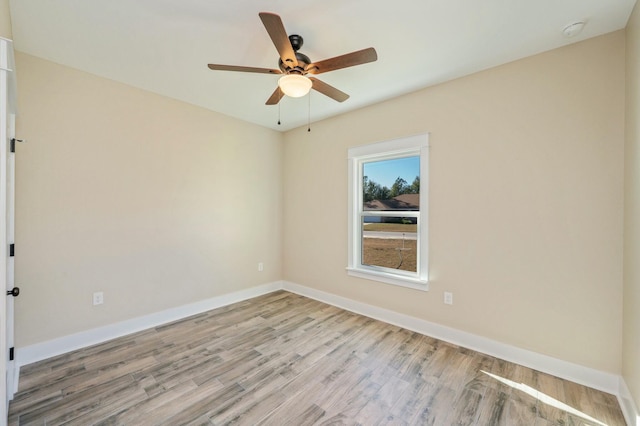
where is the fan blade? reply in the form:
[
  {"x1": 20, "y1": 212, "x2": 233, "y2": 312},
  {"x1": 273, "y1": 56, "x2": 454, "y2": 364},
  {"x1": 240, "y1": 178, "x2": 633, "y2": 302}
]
[
  {"x1": 259, "y1": 12, "x2": 298, "y2": 69},
  {"x1": 208, "y1": 64, "x2": 282, "y2": 74},
  {"x1": 309, "y1": 77, "x2": 349, "y2": 102},
  {"x1": 306, "y1": 47, "x2": 377, "y2": 75},
  {"x1": 265, "y1": 86, "x2": 285, "y2": 105}
]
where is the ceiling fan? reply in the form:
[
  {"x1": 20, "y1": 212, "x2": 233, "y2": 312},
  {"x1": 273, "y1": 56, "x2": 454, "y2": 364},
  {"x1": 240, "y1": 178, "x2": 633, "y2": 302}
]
[{"x1": 207, "y1": 12, "x2": 378, "y2": 105}]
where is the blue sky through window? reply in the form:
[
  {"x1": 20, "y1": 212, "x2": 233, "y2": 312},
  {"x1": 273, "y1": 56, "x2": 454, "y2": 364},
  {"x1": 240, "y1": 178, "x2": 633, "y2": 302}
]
[{"x1": 364, "y1": 156, "x2": 419, "y2": 188}]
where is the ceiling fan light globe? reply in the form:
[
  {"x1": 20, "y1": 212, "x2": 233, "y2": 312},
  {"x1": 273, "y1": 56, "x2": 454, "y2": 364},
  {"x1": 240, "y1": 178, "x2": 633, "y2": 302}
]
[{"x1": 278, "y1": 75, "x2": 312, "y2": 98}]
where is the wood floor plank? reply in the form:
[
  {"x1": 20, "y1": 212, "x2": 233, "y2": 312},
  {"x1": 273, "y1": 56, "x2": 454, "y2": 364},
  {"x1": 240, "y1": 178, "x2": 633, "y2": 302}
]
[
  {"x1": 504, "y1": 392, "x2": 539, "y2": 425},
  {"x1": 475, "y1": 388, "x2": 510, "y2": 425},
  {"x1": 354, "y1": 376, "x2": 411, "y2": 424},
  {"x1": 127, "y1": 378, "x2": 224, "y2": 425},
  {"x1": 18, "y1": 374, "x2": 140, "y2": 425},
  {"x1": 535, "y1": 372, "x2": 569, "y2": 425},
  {"x1": 314, "y1": 363, "x2": 378, "y2": 417},
  {"x1": 208, "y1": 386, "x2": 288, "y2": 425},
  {"x1": 447, "y1": 388, "x2": 485, "y2": 425},
  {"x1": 409, "y1": 384, "x2": 457, "y2": 425},
  {"x1": 157, "y1": 382, "x2": 244, "y2": 425},
  {"x1": 8, "y1": 291, "x2": 627, "y2": 425},
  {"x1": 99, "y1": 379, "x2": 199, "y2": 425}
]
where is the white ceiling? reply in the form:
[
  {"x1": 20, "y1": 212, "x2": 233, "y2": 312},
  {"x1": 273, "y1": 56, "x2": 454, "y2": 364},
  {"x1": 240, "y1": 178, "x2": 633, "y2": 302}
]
[{"x1": 8, "y1": 0, "x2": 637, "y2": 131}]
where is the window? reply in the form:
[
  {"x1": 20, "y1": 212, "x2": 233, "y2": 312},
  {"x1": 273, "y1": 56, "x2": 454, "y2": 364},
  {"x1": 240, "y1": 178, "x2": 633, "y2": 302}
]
[{"x1": 347, "y1": 134, "x2": 429, "y2": 290}]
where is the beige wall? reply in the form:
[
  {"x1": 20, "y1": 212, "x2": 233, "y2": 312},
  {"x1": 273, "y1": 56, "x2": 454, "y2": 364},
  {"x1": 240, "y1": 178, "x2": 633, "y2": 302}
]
[
  {"x1": 624, "y1": 1, "x2": 640, "y2": 412},
  {"x1": 283, "y1": 32, "x2": 625, "y2": 373},
  {"x1": 14, "y1": 53, "x2": 283, "y2": 346},
  {"x1": 0, "y1": 0, "x2": 11, "y2": 39}
]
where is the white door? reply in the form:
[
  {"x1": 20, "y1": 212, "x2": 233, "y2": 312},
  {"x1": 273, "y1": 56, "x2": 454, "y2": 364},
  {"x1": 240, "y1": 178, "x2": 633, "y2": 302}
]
[
  {"x1": 0, "y1": 36, "x2": 16, "y2": 424},
  {"x1": 5, "y1": 115, "x2": 15, "y2": 404}
]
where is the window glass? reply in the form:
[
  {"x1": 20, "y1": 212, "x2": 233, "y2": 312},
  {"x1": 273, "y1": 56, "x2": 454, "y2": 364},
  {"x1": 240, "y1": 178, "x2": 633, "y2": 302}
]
[
  {"x1": 362, "y1": 157, "x2": 420, "y2": 210},
  {"x1": 361, "y1": 217, "x2": 417, "y2": 272}
]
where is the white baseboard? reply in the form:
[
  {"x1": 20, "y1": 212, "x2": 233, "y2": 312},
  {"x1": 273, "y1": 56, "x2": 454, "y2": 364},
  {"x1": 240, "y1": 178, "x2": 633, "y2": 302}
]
[
  {"x1": 16, "y1": 281, "x2": 283, "y2": 367},
  {"x1": 17, "y1": 279, "x2": 627, "y2": 405},
  {"x1": 281, "y1": 281, "x2": 621, "y2": 396},
  {"x1": 619, "y1": 378, "x2": 640, "y2": 426}
]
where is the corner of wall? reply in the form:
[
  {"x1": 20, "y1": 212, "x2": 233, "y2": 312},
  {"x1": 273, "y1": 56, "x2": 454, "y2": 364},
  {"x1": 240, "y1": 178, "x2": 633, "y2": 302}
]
[{"x1": 620, "y1": 378, "x2": 640, "y2": 426}]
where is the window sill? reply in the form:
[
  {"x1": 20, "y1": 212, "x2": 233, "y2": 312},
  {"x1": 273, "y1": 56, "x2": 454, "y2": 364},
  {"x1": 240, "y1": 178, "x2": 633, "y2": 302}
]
[{"x1": 346, "y1": 267, "x2": 429, "y2": 291}]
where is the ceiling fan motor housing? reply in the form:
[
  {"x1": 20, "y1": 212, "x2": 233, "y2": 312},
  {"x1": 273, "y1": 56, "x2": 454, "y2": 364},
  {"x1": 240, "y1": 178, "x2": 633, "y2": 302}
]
[{"x1": 279, "y1": 50, "x2": 311, "y2": 74}]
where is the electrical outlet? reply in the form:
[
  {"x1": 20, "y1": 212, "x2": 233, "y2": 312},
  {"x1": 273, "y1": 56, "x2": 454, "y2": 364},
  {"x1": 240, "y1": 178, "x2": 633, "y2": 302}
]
[
  {"x1": 258, "y1": 262, "x2": 264, "y2": 272},
  {"x1": 93, "y1": 292, "x2": 104, "y2": 306},
  {"x1": 444, "y1": 292, "x2": 453, "y2": 305}
]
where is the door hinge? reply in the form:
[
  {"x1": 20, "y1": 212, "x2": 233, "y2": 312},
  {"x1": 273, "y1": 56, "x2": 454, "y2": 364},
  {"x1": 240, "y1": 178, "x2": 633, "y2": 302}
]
[
  {"x1": 9, "y1": 243, "x2": 14, "y2": 257},
  {"x1": 9, "y1": 347, "x2": 14, "y2": 361}
]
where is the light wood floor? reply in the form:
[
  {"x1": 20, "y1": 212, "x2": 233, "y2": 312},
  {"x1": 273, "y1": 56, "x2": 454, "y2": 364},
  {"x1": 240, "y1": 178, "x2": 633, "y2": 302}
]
[{"x1": 8, "y1": 291, "x2": 626, "y2": 425}]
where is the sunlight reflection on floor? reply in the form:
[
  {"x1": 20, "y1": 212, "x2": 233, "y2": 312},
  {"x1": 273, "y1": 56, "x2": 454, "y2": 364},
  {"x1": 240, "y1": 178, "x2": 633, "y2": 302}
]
[{"x1": 481, "y1": 370, "x2": 608, "y2": 426}]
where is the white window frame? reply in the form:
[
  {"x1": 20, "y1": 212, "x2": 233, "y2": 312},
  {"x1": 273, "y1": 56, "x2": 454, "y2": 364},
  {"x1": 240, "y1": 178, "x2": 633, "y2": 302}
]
[{"x1": 347, "y1": 133, "x2": 429, "y2": 291}]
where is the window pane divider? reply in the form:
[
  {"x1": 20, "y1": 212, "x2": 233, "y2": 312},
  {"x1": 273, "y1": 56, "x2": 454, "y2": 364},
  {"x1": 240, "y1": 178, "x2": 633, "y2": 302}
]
[{"x1": 360, "y1": 211, "x2": 419, "y2": 217}]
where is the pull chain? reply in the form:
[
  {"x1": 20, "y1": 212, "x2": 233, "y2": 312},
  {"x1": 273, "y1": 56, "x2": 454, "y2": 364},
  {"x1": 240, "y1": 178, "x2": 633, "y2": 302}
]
[
  {"x1": 277, "y1": 90, "x2": 281, "y2": 126},
  {"x1": 307, "y1": 91, "x2": 311, "y2": 132}
]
